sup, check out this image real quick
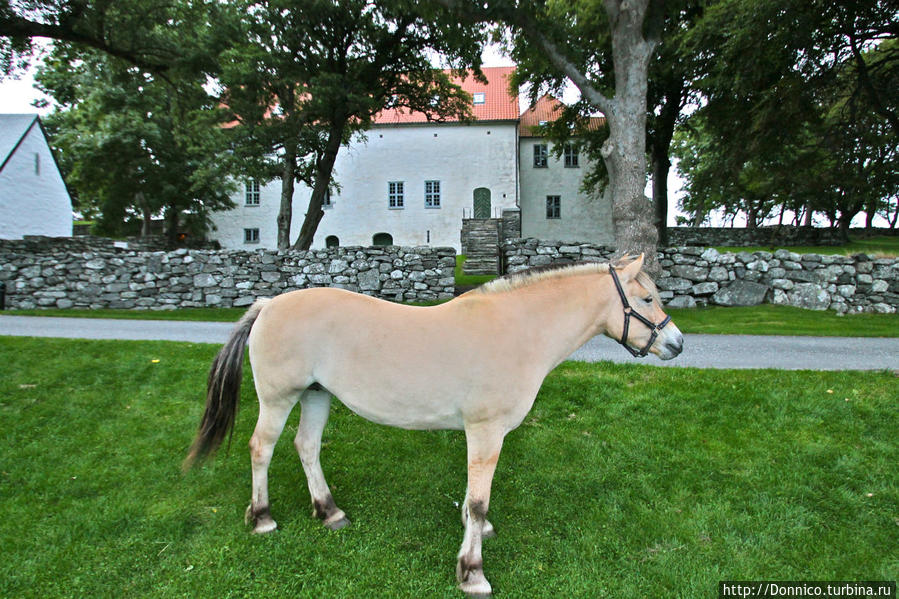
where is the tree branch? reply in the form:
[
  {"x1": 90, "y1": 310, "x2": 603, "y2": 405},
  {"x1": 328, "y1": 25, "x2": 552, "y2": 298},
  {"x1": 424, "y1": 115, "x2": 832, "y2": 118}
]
[{"x1": 430, "y1": 0, "x2": 613, "y2": 115}]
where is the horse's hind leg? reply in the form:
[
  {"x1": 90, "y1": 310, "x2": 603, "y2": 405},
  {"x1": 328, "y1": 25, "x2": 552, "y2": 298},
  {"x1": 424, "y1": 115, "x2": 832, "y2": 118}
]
[
  {"x1": 295, "y1": 389, "x2": 349, "y2": 530},
  {"x1": 246, "y1": 390, "x2": 296, "y2": 534}
]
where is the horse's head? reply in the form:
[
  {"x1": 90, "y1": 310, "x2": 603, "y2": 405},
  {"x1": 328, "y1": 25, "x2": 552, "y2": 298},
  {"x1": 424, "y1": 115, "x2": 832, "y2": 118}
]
[{"x1": 604, "y1": 255, "x2": 683, "y2": 360}]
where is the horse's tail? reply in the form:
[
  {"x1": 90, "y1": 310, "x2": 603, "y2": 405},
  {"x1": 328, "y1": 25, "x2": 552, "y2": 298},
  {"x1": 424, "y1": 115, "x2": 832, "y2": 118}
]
[{"x1": 183, "y1": 298, "x2": 271, "y2": 470}]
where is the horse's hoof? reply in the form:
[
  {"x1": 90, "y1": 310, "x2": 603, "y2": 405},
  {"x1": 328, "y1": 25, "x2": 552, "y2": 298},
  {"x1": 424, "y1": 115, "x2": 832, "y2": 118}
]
[
  {"x1": 459, "y1": 578, "x2": 492, "y2": 598},
  {"x1": 252, "y1": 519, "x2": 278, "y2": 534},
  {"x1": 324, "y1": 515, "x2": 351, "y2": 531}
]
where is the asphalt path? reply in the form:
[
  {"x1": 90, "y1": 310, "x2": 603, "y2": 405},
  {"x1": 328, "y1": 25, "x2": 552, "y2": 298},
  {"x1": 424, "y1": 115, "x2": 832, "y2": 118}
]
[{"x1": 2, "y1": 314, "x2": 896, "y2": 371}]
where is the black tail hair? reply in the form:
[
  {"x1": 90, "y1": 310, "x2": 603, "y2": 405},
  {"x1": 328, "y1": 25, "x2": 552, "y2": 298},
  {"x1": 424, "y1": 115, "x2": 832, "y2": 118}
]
[{"x1": 183, "y1": 298, "x2": 270, "y2": 470}]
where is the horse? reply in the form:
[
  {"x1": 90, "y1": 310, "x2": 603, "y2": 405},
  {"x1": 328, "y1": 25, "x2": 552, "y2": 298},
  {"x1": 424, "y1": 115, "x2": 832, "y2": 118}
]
[{"x1": 184, "y1": 254, "x2": 683, "y2": 596}]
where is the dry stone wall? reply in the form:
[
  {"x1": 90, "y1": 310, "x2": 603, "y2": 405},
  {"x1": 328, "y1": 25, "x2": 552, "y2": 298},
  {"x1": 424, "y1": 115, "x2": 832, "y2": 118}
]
[
  {"x1": 0, "y1": 237, "x2": 456, "y2": 310},
  {"x1": 503, "y1": 238, "x2": 898, "y2": 314}
]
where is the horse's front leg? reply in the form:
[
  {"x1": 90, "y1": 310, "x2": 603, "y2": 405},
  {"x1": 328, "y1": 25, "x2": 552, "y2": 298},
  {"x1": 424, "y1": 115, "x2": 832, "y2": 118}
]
[{"x1": 457, "y1": 424, "x2": 505, "y2": 597}]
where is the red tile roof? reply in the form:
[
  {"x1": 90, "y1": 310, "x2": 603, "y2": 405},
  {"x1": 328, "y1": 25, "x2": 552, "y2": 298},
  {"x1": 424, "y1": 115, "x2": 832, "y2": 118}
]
[
  {"x1": 373, "y1": 66, "x2": 519, "y2": 125},
  {"x1": 519, "y1": 94, "x2": 605, "y2": 137}
]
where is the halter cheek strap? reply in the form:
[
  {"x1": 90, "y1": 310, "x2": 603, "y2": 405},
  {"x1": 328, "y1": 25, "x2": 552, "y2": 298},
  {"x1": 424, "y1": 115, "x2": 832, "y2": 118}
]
[{"x1": 608, "y1": 265, "x2": 671, "y2": 358}]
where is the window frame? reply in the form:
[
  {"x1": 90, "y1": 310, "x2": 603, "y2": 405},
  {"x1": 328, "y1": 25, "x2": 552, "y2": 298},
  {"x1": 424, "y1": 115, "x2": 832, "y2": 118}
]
[
  {"x1": 472, "y1": 92, "x2": 486, "y2": 105},
  {"x1": 388, "y1": 181, "x2": 405, "y2": 209},
  {"x1": 546, "y1": 195, "x2": 561, "y2": 219},
  {"x1": 244, "y1": 227, "x2": 260, "y2": 244},
  {"x1": 245, "y1": 180, "x2": 260, "y2": 206},
  {"x1": 563, "y1": 144, "x2": 580, "y2": 168},
  {"x1": 533, "y1": 143, "x2": 548, "y2": 168},
  {"x1": 321, "y1": 187, "x2": 332, "y2": 209},
  {"x1": 424, "y1": 180, "x2": 441, "y2": 209}
]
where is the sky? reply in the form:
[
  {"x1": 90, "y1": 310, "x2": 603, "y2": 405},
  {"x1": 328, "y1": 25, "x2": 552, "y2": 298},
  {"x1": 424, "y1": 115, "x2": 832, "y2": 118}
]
[{"x1": 0, "y1": 42, "x2": 691, "y2": 225}]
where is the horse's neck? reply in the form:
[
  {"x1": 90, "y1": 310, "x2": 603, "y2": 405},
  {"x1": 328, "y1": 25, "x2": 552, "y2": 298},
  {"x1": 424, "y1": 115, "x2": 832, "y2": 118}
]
[{"x1": 508, "y1": 274, "x2": 607, "y2": 369}]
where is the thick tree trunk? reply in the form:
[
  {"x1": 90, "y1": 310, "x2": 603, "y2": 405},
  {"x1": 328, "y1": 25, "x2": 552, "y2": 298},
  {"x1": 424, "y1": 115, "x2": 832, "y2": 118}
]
[
  {"x1": 292, "y1": 120, "x2": 346, "y2": 250},
  {"x1": 603, "y1": 0, "x2": 660, "y2": 274},
  {"x1": 276, "y1": 147, "x2": 297, "y2": 251},
  {"x1": 803, "y1": 206, "x2": 813, "y2": 227}
]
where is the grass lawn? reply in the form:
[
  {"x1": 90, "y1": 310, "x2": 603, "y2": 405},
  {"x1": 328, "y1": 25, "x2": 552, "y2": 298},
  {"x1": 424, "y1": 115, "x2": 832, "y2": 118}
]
[
  {"x1": 1, "y1": 338, "x2": 895, "y2": 597},
  {"x1": 456, "y1": 255, "x2": 497, "y2": 287},
  {"x1": 713, "y1": 235, "x2": 899, "y2": 257}
]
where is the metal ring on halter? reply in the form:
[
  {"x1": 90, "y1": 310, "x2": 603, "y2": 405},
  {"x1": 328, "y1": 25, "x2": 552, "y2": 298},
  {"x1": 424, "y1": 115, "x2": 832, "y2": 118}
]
[{"x1": 608, "y1": 264, "x2": 671, "y2": 358}]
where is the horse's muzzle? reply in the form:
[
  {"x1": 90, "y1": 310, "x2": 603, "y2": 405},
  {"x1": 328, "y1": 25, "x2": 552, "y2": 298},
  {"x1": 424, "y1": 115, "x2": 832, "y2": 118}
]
[{"x1": 657, "y1": 330, "x2": 684, "y2": 360}]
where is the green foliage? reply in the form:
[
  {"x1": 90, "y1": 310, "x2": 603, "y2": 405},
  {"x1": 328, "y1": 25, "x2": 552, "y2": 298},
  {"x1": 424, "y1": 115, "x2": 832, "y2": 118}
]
[
  {"x1": 0, "y1": 338, "x2": 896, "y2": 596},
  {"x1": 675, "y1": 0, "x2": 899, "y2": 230},
  {"x1": 36, "y1": 49, "x2": 236, "y2": 242}
]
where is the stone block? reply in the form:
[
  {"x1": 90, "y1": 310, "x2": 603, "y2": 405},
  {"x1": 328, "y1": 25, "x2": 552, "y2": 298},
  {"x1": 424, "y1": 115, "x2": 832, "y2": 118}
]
[{"x1": 712, "y1": 281, "x2": 769, "y2": 306}]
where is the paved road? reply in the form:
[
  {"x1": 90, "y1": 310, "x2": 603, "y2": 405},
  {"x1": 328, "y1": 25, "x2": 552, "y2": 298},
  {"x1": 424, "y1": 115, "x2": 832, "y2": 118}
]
[{"x1": 2, "y1": 314, "x2": 896, "y2": 370}]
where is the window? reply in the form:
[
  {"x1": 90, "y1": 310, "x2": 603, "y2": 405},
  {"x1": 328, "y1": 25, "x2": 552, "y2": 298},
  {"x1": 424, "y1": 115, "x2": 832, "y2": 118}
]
[
  {"x1": 388, "y1": 181, "x2": 404, "y2": 208},
  {"x1": 244, "y1": 228, "x2": 260, "y2": 244},
  {"x1": 425, "y1": 180, "x2": 441, "y2": 208},
  {"x1": 564, "y1": 144, "x2": 579, "y2": 168},
  {"x1": 546, "y1": 195, "x2": 561, "y2": 219},
  {"x1": 322, "y1": 188, "x2": 332, "y2": 208},
  {"x1": 245, "y1": 180, "x2": 260, "y2": 206},
  {"x1": 533, "y1": 144, "x2": 548, "y2": 168},
  {"x1": 472, "y1": 92, "x2": 486, "y2": 105},
  {"x1": 325, "y1": 235, "x2": 339, "y2": 248},
  {"x1": 34, "y1": 153, "x2": 40, "y2": 175}
]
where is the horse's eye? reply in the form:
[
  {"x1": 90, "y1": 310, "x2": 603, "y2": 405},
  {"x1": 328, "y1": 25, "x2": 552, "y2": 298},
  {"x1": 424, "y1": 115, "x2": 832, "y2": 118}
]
[{"x1": 642, "y1": 296, "x2": 653, "y2": 303}]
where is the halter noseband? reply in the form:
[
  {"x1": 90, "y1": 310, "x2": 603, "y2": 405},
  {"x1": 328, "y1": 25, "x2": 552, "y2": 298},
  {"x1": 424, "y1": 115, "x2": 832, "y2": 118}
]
[{"x1": 608, "y1": 264, "x2": 671, "y2": 358}]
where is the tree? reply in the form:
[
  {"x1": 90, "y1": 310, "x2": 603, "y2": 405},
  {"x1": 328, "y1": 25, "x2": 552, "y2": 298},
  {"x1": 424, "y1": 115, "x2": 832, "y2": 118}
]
[
  {"x1": 36, "y1": 48, "x2": 236, "y2": 244},
  {"x1": 221, "y1": 0, "x2": 485, "y2": 251},
  {"x1": 1, "y1": 1, "x2": 230, "y2": 79},
  {"x1": 436, "y1": 0, "x2": 666, "y2": 272},
  {"x1": 675, "y1": 0, "x2": 898, "y2": 233}
]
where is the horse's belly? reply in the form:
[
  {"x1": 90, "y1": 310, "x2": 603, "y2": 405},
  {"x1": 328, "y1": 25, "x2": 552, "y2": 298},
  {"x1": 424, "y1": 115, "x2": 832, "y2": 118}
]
[{"x1": 335, "y1": 391, "x2": 465, "y2": 430}]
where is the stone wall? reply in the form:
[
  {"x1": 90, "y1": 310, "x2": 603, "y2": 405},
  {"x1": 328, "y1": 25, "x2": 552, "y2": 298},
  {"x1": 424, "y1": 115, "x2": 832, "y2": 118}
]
[
  {"x1": 502, "y1": 238, "x2": 898, "y2": 314},
  {"x1": 668, "y1": 226, "x2": 848, "y2": 247},
  {"x1": 0, "y1": 237, "x2": 456, "y2": 310}
]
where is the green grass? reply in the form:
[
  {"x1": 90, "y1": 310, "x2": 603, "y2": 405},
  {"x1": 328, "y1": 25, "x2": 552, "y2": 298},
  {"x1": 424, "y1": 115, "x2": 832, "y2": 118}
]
[
  {"x1": 714, "y1": 235, "x2": 899, "y2": 257},
  {"x1": 1, "y1": 338, "x2": 896, "y2": 598},
  {"x1": 666, "y1": 305, "x2": 899, "y2": 337},
  {"x1": 8, "y1": 303, "x2": 899, "y2": 338}
]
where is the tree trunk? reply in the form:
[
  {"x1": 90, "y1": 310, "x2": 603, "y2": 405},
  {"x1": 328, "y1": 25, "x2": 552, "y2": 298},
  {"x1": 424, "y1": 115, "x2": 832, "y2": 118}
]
[
  {"x1": 276, "y1": 146, "x2": 297, "y2": 251},
  {"x1": 649, "y1": 77, "x2": 685, "y2": 249},
  {"x1": 164, "y1": 204, "x2": 179, "y2": 248},
  {"x1": 603, "y1": 0, "x2": 660, "y2": 274},
  {"x1": 138, "y1": 192, "x2": 152, "y2": 237},
  {"x1": 890, "y1": 201, "x2": 898, "y2": 228},
  {"x1": 651, "y1": 148, "x2": 669, "y2": 246},
  {"x1": 292, "y1": 120, "x2": 346, "y2": 250},
  {"x1": 803, "y1": 206, "x2": 813, "y2": 226}
]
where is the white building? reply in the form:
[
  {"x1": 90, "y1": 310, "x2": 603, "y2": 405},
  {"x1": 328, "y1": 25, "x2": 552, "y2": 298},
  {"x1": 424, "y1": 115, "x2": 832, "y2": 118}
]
[
  {"x1": 210, "y1": 68, "x2": 613, "y2": 251},
  {"x1": 518, "y1": 95, "x2": 613, "y2": 244},
  {"x1": 0, "y1": 114, "x2": 73, "y2": 239}
]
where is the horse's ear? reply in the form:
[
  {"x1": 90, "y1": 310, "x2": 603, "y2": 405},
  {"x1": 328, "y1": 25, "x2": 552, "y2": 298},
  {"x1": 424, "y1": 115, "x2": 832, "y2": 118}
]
[{"x1": 621, "y1": 253, "x2": 644, "y2": 281}]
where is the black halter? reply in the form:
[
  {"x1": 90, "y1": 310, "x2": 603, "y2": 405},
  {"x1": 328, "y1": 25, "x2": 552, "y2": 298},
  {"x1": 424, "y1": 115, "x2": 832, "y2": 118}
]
[{"x1": 608, "y1": 264, "x2": 671, "y2": 358}]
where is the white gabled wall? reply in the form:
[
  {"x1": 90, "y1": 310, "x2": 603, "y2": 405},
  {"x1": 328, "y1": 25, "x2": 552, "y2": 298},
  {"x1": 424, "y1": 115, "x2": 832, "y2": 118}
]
[
  {"x1": 0, "y1": 123, "x2": 72, "y2": 240},
  {"x1": 518, "y1": 138, "x2": 614, "y2": 245},
  {"x1": 210, "y1": 122, "x2": 520, "y2": 251}
]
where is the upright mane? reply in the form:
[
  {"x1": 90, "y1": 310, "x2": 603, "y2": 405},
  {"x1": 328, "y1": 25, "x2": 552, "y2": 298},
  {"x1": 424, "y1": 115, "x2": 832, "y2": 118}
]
[{"x1": 475, "y1": 256, "x2": 660, "y2": 302}]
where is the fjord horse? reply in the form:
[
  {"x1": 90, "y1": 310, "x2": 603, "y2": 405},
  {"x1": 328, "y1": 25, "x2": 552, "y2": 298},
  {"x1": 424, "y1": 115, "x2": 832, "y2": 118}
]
[{"x1": 185, "y1": 254, "x2": 683, "y2": 596}]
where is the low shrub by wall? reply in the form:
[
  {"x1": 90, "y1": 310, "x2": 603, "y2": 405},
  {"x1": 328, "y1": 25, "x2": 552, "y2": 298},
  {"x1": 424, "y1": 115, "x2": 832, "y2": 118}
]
[
  {"x1": 503, "y1": 238, "x2": 898, "y2": 314},
  {"x1": 0, "y1": 237, "x2": 456, "y2": 310}
]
